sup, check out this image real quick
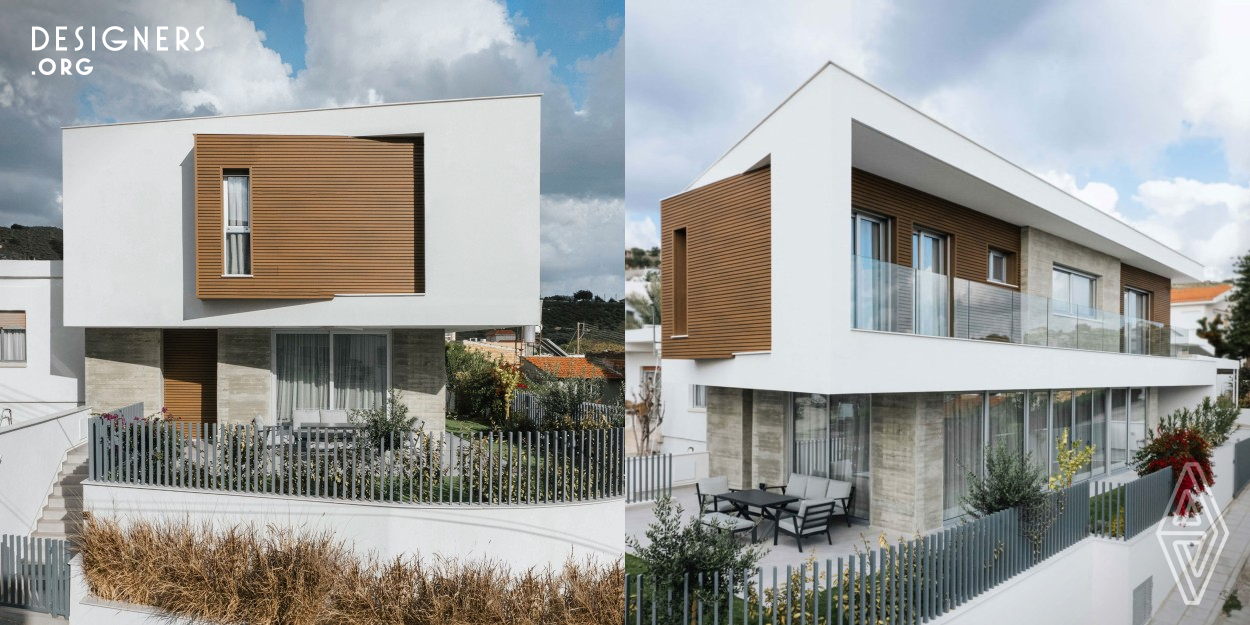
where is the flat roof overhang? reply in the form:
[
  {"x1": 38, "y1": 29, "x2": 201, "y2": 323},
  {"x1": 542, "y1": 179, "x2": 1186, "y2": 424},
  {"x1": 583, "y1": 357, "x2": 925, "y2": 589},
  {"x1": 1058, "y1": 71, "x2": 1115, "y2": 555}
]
[{"x1": 850, "y1": 120, "x2": 1202, "y2": 282}]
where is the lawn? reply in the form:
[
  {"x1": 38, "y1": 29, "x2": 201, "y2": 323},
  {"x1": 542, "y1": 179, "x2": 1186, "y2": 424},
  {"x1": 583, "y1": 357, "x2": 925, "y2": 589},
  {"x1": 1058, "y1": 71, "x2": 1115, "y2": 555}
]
[{"x1": 444, "y1": 416, "x2": 490, "y2": 436}]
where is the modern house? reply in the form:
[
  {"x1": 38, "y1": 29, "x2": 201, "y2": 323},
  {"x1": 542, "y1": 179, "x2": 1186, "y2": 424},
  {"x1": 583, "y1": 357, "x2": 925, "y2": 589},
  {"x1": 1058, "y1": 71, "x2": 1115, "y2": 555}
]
[
  {"x1": 1171, "y1": 283, "x2": 1234, "y2": 356},
  {"x1": 0, "y1": 260, "x2": 84, "y2": 422},
  {"x1": 625, "y1": 324, "x2": 708, "y2": 453},
  {"x1": 62, "y1": 95, "x2": 541, "y2": 431},
  {"x1": 658, "y1": 62, "x2": 1237, "y2": 534}
]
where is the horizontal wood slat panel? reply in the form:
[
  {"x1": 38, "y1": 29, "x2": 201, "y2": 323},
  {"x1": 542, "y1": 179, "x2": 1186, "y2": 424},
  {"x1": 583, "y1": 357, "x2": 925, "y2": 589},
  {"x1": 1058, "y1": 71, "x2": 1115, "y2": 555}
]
[
  {"x1": 162, "y1": 329, "x2": 218, "y2": 424},
  {"x1": 195, "y1": 134, "x2": 423, "y2": 299},
  {"x1": 0, "y1": 311, "x2": 24, "y2": 328},
  {"x1": 1120, "y1": 263, "x2": 1171, "y2": 324},
  {"x1": 852, "y1": 169, "x2": 1022, "y2": 288},
  {"x1": 662, "y1": 166, "x2": 771, "y2": 359}
]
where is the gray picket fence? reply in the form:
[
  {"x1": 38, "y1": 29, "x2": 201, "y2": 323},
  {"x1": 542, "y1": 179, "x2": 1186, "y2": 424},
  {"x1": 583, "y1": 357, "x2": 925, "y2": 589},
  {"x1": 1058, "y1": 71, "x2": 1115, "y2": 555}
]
[
  {"x1": 1236, "y1": 438, "x2": 1250, "y2": 497},
  {"x1": 1090, "y1": 468, "x2": 1174, "y2": 540},
  {"x1": 88, "y1": 416, "x2": 625, "y2": 505},
  {"x1": 626, "y1": 481, "x2": 1091, "y2": 624},
  {"x1": 0, "y1": 535, "x2": 71, "y2": 617},
  {"x1": 626, "y1": 453, "x2": 673, "y2": 503},
  {"x1": 509, "y1": 392, "x2": 625, "y2": 427}
]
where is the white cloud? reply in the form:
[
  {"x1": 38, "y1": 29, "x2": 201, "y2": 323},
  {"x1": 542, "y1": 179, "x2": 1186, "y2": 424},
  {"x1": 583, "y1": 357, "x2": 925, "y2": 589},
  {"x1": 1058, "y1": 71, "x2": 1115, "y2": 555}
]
[
  {"x1": 1039, "y1": 171, "x2": 1121, "y2": 218},
  {"x1": 540, "y1": 195, "x2": 624, "y2": 298},
  {"x1": 625, "y1": 215, "x2": 658, "y2": 250}
]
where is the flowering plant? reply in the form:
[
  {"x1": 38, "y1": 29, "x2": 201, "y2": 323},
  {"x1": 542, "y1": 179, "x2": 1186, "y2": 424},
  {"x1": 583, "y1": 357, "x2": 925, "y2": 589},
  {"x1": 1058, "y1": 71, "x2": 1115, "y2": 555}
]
[{"x1": 1131, "y1": 425, "x2": 1213, "y2": 517}]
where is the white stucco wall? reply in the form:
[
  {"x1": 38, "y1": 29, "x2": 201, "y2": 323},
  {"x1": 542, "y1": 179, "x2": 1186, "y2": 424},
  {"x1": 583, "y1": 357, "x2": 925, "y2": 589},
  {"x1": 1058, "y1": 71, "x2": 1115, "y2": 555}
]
[
  {"x1": 0, "y1": 407, "x2": 89, "y2": 534},
  {"x1": 84, "y1": 481, "x2": 623, "y2": 571},
  {"x1": 0, "y1": 261, "x2": 84, "y2": 421},
  {"x1": 62, "y1": 95, "x2": 541, "y2": 331},
  {"x1": 667, "y1": 63, "x2": 1217, "y2": 400}
]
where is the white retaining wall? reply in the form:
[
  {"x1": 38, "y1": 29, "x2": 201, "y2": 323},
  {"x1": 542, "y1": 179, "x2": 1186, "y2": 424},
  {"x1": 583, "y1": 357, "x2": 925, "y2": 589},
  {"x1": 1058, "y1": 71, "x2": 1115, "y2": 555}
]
[
  {"x1": 83, "y1": 481, "x2": 624, "y2": 571},
  {"x1": 0, "y1": 406, "x2": 89, "y2": 534}
]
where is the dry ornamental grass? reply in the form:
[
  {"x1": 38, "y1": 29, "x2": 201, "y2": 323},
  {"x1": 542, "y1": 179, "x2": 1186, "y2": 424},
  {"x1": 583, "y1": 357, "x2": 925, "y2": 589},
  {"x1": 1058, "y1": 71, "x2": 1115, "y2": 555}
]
[{"x1": 78, "y1": 515, "x2": 623, "y2": 624}]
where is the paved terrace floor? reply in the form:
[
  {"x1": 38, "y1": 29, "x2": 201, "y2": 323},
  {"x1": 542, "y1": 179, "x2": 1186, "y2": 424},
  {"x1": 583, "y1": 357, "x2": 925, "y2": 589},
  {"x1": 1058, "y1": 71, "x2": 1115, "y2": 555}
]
[
  {"x1": 627, "y1": 484, "x2": 902, "y2": 570},
  {"x1": 1152, "y1": 482, "x2": 1250, "y2": 625}
]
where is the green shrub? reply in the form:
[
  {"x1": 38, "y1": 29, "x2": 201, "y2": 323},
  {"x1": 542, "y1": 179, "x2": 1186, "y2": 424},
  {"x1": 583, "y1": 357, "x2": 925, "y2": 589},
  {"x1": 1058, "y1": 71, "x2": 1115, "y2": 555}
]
[
  {"x1": 349, "y1": 390, "x2": 419, "y2": 450},
  {"x1": 962, "y1": 444, "x2": 1063, "y2": 556},
  {"x1": 1157, "y1": 395, "x2": 1240, "y2": 448}
]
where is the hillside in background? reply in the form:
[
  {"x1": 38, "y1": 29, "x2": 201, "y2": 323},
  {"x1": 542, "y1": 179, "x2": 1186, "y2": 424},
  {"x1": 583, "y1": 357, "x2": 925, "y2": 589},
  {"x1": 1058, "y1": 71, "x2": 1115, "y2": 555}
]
[
  {"x1": 457, "y1": 295, "x2": 625, "y2": 353},
  {"x1": 0, "y1": 225, "x2": 63, "y2": 260}
]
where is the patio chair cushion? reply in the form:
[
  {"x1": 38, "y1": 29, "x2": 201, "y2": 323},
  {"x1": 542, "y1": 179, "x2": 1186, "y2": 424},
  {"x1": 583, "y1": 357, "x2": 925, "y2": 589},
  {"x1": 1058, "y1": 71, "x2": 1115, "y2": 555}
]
[
  {"x1": 697, "y1": 476, "x2": 730, "y2": 497},
  {"x1": 785, "y1": 473, "x2": 807, "y2": 496},
  {"x1": 825, "y1": 479, "x2": 852, "y2": 501},
  {"x1": 799, "y1": 497, "x2": 836, "y2": 518},
  {"x1": 778, "y1": 514, "x2": 828, "y2": 536},
  {"x1": 804, "y1": 477, "x2": 831, "y2": 500},
  {"x1": 319, "y1": 409, "x2": 352, "y2": 428},
  {"x1": 292, "y1": 409, "x2": 321, "y2": 429},
  {"x1": 701, "y1": 512, "x2": 754, "y2": 533}
]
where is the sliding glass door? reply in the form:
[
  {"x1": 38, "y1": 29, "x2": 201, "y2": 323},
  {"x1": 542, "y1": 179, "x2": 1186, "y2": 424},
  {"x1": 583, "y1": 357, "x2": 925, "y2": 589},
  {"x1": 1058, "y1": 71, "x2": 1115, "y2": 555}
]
[
  {"x1": 275, "y1": 331, "x2": 389, "y2": 422},
  {"x1": 912, "y1": 228, "x2": 949, "y2": 337},
  {"x1": 791, "y1": 393, "x2": 871, "y2": 520},
  {"x1": 944, "y1": 392, "x2": 984, "y2": 520},
  {"x1": 852, "y1": 212, "x2": 891, "y2": 331}
]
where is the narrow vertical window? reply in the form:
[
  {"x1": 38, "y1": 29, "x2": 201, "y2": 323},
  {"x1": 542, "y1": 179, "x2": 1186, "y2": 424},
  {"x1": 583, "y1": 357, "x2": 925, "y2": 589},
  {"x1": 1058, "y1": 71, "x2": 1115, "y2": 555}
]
[
  {"x1": 0, "y1": 311, "x2": 26, "y2": 363},
  {"x1": 224, "y1": 169, "x2": 251, "y2": 276},
  {"x1": 672, "y1": 228, "x2": 688, "y2": 336},
  {"x1": 988, "y1": 250, "x2": 1008, "y2": 284},
  {"x1": 690, "y1": 384, "x2": 706, "y2": 409}
]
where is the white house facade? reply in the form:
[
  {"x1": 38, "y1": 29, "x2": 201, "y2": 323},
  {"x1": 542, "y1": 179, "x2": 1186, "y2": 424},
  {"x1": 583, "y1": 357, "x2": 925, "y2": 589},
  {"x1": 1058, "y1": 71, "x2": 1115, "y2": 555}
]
[
  {"x1": 62, "y1": 95, "x2": 542, "y2": 431},
  {"x1": 659, "y1": 62, "x2": 1237, "y2": 534},
  {"x1": 0, "y1": 260, "x2": 84, "y2": 423}
]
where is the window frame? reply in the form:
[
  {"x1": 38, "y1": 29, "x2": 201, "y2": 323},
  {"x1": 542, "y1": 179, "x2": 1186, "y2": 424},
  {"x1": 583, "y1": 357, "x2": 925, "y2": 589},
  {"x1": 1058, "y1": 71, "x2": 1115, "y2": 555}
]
[
  {"x1": 1052, "y1": 265, "x2": 1099, "y2": 319},
  {"x1": 851, "y1": 210, "x2": 891, "y2": 261},
  {"x1": 988, "y1": 250, "x2": 1009, "y2": 284},
  {"x1": 690, "y1": 384, "x2": 707, "y2": 410},
  {"x1": 270, "y1": 329, "x2": 392, "y2": 423},
  {"x1": 0, "y1": 311, "x2": 27, "y2": 365},
  {"x1": 222, "y1": 168, "x2": 253, "y2": 277}
]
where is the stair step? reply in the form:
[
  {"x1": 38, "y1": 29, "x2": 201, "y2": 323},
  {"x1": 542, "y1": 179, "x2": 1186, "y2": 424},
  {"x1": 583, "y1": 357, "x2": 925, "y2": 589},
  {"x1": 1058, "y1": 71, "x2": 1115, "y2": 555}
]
[
  {"x1": 51, "y1": 483, "x2": 82, "y2": 497},
  {"x1": 62, "y1": 466, "x2": 88, "y2": 477},
  {"x1": 35, "y1": 519, "x2": 80, "y2": 535},
  {"x1": 39, "y1": 506, "x2": 77, "y2": 521},
  {"x1": 59, "y1": 473, "x2": 87, "y2": 485}
]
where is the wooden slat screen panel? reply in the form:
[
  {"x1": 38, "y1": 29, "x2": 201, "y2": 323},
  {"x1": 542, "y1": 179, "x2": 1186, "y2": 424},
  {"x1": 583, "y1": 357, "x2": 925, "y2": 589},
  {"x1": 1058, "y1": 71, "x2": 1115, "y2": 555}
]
[
  {"x1": 661, "y1": 166, "x2": 771, "y2": 360},
  {"x1": 195, "y1": 134, "x2": 423, "y2": 299},
  {"x1": 851, "y1": 169, "x2": 1022, "y2": 288},
  {"x1": 0, "y1": 312, "x2": 24, "y2": 328},
  {"x1": 1120, "y1": 263, "x2": 1171, "y2": 324},
  {"x1": 162, "y1": 329, "x2": 218, "y2": 424}
]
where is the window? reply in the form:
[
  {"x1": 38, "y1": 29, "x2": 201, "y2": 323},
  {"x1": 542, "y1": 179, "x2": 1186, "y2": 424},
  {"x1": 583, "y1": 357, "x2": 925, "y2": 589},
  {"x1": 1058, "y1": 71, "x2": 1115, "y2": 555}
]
[
  {"x1": 274, "y1": 331, "x2": 388, "y2": 422},
  {"x1": 224, "y1": 170, "x2": 251, "y2": 276},
  {"x1": 912, "y1": 228, "x2": 949, "y2": 337},
  {"x1": 989, "y1": 250, "x2": 1008, "y2": 284},
  {"x1": 690, "y1": 384, "x2": 706, "y2": 409},
  {"x1": 672, "y1": 228, "x2": 687, "y2": 336},
  {"x1": 851, "y1": 211, "x2": 892, "y2": 332},
  {"x1": 792, "y1": 393, "x2": 871, "y2": 519},
  {"x1": 0, "y1": 311, "x2": 25, "y2": 363},
  {"x1": 1124, "y1": 288, "x2": 1151, "y2": 354},
  {"x1": 852, "y1": 212, "x2": 889, "y2": 260},
  {"x1": 640, "y1": 366, "x2": 660, "y2": 391},
  {"x1": 1052, "y1": 266, "x2": 1097, "y2": 317}
]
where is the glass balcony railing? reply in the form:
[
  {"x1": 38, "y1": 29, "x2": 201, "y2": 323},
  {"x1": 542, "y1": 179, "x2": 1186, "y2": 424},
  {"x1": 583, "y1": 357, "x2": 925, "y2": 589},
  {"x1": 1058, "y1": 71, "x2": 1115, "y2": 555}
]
[{"x1": 851, "y1": 255, "x2": 1187, "y2": 357}]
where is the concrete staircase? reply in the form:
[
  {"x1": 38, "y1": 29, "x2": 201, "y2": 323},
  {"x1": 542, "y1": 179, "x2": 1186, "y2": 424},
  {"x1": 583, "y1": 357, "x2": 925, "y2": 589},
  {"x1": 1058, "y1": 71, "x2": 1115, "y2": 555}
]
[{"x1": 31, "y1": 444, "x2": 87, "y2": 544}]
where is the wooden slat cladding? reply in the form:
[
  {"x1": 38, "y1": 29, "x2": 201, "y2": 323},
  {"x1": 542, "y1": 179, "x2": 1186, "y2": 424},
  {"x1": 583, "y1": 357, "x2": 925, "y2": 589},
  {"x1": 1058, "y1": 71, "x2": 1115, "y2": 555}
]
[
  {"x1": 195, "y1": 134, "x2": 423, "y2": 299},
  {"x1": 162, "y1": 329, "x2": 218, "y2": 424},
  {"x1": 851, "y1": 169, "x2": 1022, "y2": 288},
  {"x1": 1120, "y1": 263, "x2": 1171, "y2": 324},
  {"x1": 661, "y1": 166, "x2": 771, "y2": 359},
  {"x1": 0, "y1": 312, "x2": 24, "y2": 328}
]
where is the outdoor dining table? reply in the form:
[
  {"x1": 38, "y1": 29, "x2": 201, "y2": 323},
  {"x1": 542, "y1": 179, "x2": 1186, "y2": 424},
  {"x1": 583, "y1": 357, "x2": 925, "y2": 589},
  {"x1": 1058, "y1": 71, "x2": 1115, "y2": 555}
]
[{"x1": 714, "y1": 489, "x2": 800, "y2": 543}]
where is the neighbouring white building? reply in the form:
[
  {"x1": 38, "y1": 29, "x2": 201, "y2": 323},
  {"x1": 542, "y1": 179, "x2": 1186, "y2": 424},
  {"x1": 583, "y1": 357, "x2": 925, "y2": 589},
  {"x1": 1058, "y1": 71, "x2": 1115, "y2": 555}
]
[
  {"x1": 0, "y1": 260, "x2": 84, "y2": 423},
  {"x1": 1170, "y1": 283, "x2": 1234, "y2": 357},
  {"x1": 62, "y1": 95, "x2": 541, "y2": 430},
  {"x1": 658, "y1": 61, "x2": 1237, "y2": 540}
]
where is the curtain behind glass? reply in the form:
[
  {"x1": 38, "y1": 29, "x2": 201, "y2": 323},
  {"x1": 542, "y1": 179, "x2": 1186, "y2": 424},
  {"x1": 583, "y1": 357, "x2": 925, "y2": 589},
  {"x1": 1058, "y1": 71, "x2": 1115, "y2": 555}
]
[
  {"x1": 1074, "y1": 389, "x2": 1093, "y2": 477},
  {"x1": 1051, "y1": 391, "x2": 1073, "y2": 475},
  {"x1": 792, "y1": 394, "x2": 830, "y2": 477},
  {"x1": 1128, "y1": 388, "x2": 1147, "y2": 455},
  {"x1": 1091, "y1": 389, "x2": 1107, "y2": 475},
  {"x1": 830, "y1": 394, "x2": 871, "y2": 519},
  {"x1": 944, "y1": 393, "x2": 984, "y2": 519},
  {"x1": 1027, "y1": 391, "x2": 1050, "y2": 471},
  {"x1": 225, "y1": 175, "x2": 250, "y2": 274},
  {"x1": 1110, "y1": 389, "x2": 1128, "y2": 469},
  {"x1": 334, "y1": 334, "x2": 388, "y2": 412},
  {"x1": 276, "y1": 334, "x2": 329, "y2": 422},
  {"x1": 988, "y1": 391, "x2": 1024, "y2": 454},
  {"x1": 0, "y1": 329, "x2": 24, "y2": 361}
]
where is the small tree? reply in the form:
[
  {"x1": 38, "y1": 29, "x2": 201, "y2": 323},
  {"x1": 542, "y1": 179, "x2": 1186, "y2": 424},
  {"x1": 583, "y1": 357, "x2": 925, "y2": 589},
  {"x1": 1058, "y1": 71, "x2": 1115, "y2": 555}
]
[
  {"x1": 1224, "y1": 253, "x2": 1250, "y2": 361},
  {"x1": 626, "y1": 496, "x2": 765, "y2": 624},
  {"x1": 961, "y1": 444, "x2": 1061, "y2": 557},
  {"x1": 1048, "y1": 428, "x2": 1095, "y2": 491},
  {"x1": 349, "y1": 390, "x2": 418, "y2": 450},
  {"x1": 626, "y1": 271, "x2": 661, "y2": 330},
  {"x1": 1197, "y1": 314, "x2": 1231, "y2": 358},
  {"x1": 626, "y1": 371, "x2": 663, "y2": 454}
]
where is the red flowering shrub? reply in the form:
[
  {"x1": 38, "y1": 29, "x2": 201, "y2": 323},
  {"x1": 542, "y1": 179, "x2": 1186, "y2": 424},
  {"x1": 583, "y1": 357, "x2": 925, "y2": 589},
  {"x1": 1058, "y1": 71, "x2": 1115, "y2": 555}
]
[{"x1": 1131, "y1": 426, "x2": 1213, "y2": 517}]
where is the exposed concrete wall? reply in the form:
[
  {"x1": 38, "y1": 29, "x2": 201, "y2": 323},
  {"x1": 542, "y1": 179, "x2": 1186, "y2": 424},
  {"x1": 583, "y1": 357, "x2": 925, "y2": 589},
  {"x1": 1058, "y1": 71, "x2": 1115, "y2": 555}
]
[
  {"x1": 1020, "y1": 227, "x2": 1121, "y2": 311},
  {"x1": 392, "y1": 329, "x2": 447, "y2": 432},
  {"x1": 217, "y1": 329, "x2": 272, "y2": 425},
  {"x1": 871, "y1": 392, "x2": 944, "y2": 533},
  {"x1": 751, "y1": 390, "x2": 788, "y2": 489},
  {"x1": 708, "y1": 386, "x2": 747, "y2": 489},
  {"x1": 84, "y1": 328, "x2": 161, "y2": 414}
]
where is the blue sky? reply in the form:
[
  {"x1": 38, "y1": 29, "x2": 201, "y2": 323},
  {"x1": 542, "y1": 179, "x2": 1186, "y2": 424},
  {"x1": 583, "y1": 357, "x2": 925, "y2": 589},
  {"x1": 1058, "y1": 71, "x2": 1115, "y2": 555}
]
[{"x1": 624, "y1": 1, "x2": 1250, "y2": 281}]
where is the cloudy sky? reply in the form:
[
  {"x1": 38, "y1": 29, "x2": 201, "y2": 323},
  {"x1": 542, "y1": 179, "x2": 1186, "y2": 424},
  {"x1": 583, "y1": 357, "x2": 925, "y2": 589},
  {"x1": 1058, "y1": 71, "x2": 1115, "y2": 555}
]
[
  {"x1": 625, "y1": 0, "x2": 1250, "y2": 281},
  {"x1": 2, "y1": 0, "x2": 622, "y2": 297}
]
